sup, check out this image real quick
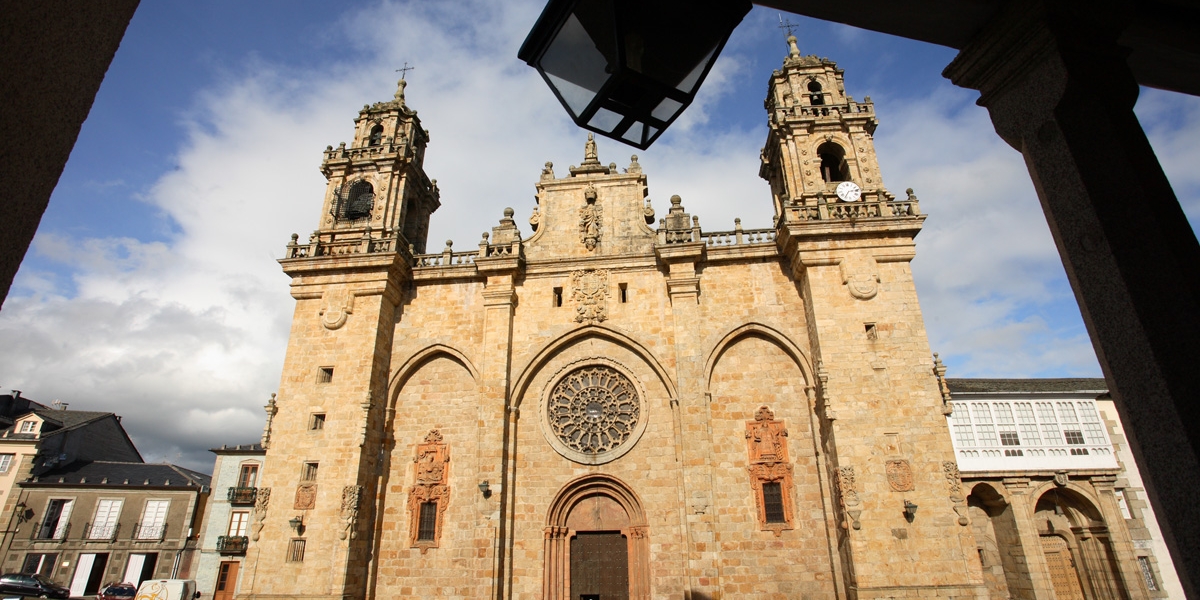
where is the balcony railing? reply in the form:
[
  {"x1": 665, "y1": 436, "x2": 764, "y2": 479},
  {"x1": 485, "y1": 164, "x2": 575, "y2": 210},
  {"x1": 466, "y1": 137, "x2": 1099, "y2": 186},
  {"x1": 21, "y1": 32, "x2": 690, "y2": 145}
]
[
  {"x1": 227, "y1": 486, "x2": 258, "y2": 505},
  {"x1": 132, "y1": 523, "x2": 166, "y2": 541},
  {"x1": 31, "y1": 522, "x2": 69, "y2": 541},
  {"x1": 83, "y1": 522, "x2": 120, "y2": 541},
  {"x1": 217, "y1": 535, "x2": 249, "y2": 555}
]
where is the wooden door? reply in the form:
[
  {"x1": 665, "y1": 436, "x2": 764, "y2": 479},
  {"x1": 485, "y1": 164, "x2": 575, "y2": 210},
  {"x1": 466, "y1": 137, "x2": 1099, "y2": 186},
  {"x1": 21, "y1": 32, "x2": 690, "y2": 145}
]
[
  {"x1": 570, "y1": 532, "x2": 629, "y2": 600},
  {"x1": 1042, "y1": 535, "x2": 1087, "y2": 600},
  {"x1": 213, "y1": 561, "x2": 239, "y2": 600}
]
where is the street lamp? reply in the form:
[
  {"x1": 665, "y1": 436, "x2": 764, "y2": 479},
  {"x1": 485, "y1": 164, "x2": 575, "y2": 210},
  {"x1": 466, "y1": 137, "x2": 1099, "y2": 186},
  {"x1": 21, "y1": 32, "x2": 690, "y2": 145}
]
[{"x1": 518, "y1": 0, "x2": 751, "y2": 150}]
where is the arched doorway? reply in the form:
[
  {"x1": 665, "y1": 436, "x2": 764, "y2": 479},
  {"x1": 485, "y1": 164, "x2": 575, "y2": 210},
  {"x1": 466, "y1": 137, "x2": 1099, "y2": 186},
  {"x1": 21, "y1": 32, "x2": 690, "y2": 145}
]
[
  {"x1": 1035, "y1": 487, "x2": 1129, "y2": 600},
  {"x1": 544, "y1": 474, "x2": 650, "y2": 600}
]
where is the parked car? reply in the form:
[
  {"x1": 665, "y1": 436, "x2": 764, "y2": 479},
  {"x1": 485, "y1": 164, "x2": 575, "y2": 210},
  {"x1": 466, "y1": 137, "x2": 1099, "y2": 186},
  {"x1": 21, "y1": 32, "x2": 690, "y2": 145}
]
[
  {"x1": 0, "y1": 573, "x2": 70, "y2": 599},
  {"x1": 98, "y1": 582, "x2": 137, "y2": 600}
]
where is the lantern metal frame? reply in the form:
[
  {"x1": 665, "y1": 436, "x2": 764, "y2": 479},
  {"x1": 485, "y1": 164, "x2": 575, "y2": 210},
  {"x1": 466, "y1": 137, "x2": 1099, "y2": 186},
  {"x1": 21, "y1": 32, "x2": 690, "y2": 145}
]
[{"x1": 519, "y1": 0, "x2": 751, "y2": 150}]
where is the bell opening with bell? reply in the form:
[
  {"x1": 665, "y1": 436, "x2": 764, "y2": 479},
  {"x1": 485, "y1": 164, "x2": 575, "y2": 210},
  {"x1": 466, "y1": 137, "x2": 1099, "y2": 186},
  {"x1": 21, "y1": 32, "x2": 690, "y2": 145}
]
[{"x1": 519, "y1": 0, "x2": 751, "y2": 150}]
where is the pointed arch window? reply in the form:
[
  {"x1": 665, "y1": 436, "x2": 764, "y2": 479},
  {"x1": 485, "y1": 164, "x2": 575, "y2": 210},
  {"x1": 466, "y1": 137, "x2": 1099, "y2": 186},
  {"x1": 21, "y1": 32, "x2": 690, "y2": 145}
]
[{"x1": 368, "y1": 124, "x2": 383, "y2": 146}]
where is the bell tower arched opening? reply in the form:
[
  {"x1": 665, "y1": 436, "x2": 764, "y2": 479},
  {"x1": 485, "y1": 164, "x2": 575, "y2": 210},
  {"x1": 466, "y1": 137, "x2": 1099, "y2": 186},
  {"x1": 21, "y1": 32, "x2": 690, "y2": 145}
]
[
  {"x1": 543, "y1": 474, "x2": 650, "y2": 600},
  {"x1": 817, "y1": 141, "x2": 849, "y2": 183}
]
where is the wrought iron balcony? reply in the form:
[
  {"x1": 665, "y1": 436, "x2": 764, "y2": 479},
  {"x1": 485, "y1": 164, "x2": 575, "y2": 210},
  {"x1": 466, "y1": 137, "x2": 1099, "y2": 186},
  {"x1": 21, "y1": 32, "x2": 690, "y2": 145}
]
[
  {"x1": 83, "y1": 522, "x2": 120, "y2": 541},
  {"x1": 31, "y1": 522, "x2": 69, "y2": 541},
  {"x1": 132, "y1": 523, "x2": 166, "y2": 541},
  {"x1": 216, "y1": 535, "x2": 248, "y2": 555},
  {"x1": 227, "y1": 486, "x2": 258, "y2": 505}
]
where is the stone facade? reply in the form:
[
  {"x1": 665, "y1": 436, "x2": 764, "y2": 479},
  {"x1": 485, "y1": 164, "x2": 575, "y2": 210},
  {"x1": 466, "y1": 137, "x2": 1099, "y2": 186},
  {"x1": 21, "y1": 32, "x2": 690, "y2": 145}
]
[{"x1": 240, "y1": 47, "x2": 988, "y2": 599}]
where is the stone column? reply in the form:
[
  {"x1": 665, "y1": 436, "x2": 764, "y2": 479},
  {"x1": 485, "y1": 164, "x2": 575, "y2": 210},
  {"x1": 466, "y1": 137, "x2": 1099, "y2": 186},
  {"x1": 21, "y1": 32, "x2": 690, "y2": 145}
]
[
  {"x1": 1001, "y1": 478, "x2": 1056, "y2": 600},
  {"x1": 656, "y1": 239, "x2": 718, "y2": 597},
  {"x1": 944, "y1": 3, "x2": 1200, "y2": 595},
  {"x1": 1092, "y1": 476, "x2": 1150, "y2": 600},
  {"x1": 477, "y1": 256, "x2": 520, "y2": 600}
]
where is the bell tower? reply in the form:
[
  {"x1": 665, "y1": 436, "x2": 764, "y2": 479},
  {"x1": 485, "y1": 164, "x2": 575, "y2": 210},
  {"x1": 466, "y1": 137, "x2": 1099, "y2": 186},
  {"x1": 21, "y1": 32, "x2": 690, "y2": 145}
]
[
  {"x1": 315, "y1": 77, "x2": 440, "y2": 254},
  {"x1": 239, "y1": 78, "x2": 438, "y2": 600},
  {"x1": 759, "y1": 34, "x2": 892, "y2": 218},
  {"x1": 764, "y1": 35, "x2": 988, "y2": 599}
]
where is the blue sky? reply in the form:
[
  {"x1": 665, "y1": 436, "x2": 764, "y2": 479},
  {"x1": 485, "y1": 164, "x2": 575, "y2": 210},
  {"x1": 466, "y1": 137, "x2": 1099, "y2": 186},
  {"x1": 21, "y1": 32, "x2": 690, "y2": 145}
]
[{"x1": 4, "y1": 1, "x2": 1199, "y2": 471}]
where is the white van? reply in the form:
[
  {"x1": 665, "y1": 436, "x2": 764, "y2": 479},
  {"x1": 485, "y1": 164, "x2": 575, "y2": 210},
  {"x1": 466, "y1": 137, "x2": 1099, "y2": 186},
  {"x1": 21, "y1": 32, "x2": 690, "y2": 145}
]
[{"x1": 134, "y1": 580, "x2": 201, "y2": 600}]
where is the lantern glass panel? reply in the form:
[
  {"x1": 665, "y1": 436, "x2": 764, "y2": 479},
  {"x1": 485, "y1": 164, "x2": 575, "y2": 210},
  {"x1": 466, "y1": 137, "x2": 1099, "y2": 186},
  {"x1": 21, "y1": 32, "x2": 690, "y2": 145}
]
[
  {"x1": 588, "y1": 107, "x2": 624, "y2": 134},
  {"x1": 539, "y1": 12, "x2": 612, "y2": 117},
  {"x1": 651, "y1": 97, "x2": 683, "y2": 122}
]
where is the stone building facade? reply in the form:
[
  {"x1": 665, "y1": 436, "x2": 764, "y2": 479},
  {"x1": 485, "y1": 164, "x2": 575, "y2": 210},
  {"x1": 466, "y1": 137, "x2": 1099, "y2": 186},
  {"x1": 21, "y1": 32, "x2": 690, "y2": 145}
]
[
  {"x1": 946, "y1": 379, "x2": 1183, "y2": 600},
  {"x1": 236, "y1": 41, "x2": 1159, "y2": 600},
  {"x1": 194, "y1": 444, "x2": 264, "y2": 600}
]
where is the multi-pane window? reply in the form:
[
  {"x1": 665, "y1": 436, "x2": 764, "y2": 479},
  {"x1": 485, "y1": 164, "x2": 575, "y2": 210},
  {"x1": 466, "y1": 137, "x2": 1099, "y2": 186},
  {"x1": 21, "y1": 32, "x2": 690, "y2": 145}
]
[
  {"x1": 18, "y1": 421, "x2": 37, "y2": 434},
  {"x1": 0, "y1": 453, "x2": 13, "y2": 473},
  {"x1": 37, "y1": 499, "x2": 73, "y2": 540},
  {"x1": 762, "y1": 482, "x2": 786, "y2": 523},
  {"x1": 228, "y1": 511, "x2": 249, "y2": 537},
  {"x1": 21, "y1": 553, "x2": 56, "y2": 576},
  {"x1": 1139, "y1": 557, "x2": 1160, "y2": 591},
  {"x1": 89, "y1": 499, "x2": 122, "y2": 539},
  {"x1": 417, "y1": 502, "x2": 438, "y2": 541},
  {"x1": 949, "y1": 399, "x2": 1111, "y2": 455},
  {"x1": 237, "y1": 464, "x2": 259, "y2": 488},
  {"x1": 1015, "y1": 402, "x2": 1041, "y2": 445},
  {"x1": 137, "y1": 500, "x2": 169, "y2": 539},
  {"x1": 287, "y1": 539, "x2": 306, "y2": 562},
  {"x1": 971, "y1": 404, "x2": 996, "y2": 446}
]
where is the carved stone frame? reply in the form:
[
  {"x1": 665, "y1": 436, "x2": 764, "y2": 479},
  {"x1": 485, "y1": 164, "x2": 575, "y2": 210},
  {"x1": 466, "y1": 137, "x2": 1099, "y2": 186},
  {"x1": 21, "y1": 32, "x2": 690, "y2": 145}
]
[
  {"x1": 746, "y1": 406, "x2": 795, "y2": 535},
  {"x1": 408, "y1": 429, "x2": 449, "y2": 553}
]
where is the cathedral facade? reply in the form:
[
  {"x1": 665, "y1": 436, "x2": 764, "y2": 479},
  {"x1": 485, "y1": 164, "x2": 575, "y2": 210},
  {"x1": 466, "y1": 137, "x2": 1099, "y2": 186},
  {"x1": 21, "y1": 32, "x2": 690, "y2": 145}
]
[{"x1": 233, "y1": 42, "x2": 1152, "y2": 600}]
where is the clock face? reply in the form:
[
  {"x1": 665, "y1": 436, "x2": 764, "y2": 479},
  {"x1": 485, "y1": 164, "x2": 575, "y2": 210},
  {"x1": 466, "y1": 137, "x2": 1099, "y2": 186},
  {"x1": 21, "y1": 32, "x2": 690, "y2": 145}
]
[{"x1": 836, "y1": 181, "x2": 862, "y2": 202}]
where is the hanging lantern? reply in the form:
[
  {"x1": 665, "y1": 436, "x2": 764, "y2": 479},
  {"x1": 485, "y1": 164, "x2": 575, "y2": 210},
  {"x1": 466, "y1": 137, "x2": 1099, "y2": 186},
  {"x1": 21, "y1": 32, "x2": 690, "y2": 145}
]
[{"x1": 518, "y1": 0, "x2": 751, "y2": 150}]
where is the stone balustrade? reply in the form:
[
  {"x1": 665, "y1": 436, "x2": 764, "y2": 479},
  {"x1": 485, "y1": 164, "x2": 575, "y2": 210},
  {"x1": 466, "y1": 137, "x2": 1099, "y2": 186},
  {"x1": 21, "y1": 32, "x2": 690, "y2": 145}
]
[
  {"x1": 284, "y1": 231, "x2": 412, "y2": 261},
  {"x1": 701, "y1": 220, "x2": 777, "y2": 247},
  {"x1": 785, "y1": 196, "x2": 921, "y2": 223}
]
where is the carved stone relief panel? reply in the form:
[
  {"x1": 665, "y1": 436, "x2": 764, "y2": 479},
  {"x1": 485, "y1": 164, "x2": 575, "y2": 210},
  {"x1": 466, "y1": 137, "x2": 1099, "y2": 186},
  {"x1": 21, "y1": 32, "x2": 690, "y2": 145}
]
[
  {"x1": 294, "y1": 483, "x2": 317, "y2": 510},
  {"x1": 836, "y1": 465, "x2": 862, "y2": 530},
  {"x1": 746, "y1": 406, "x2": 795, "y2": 536},
  {"x1": 886, "y1": 459, "x2": 915, "y2": 492},
  {"x1": 571, "y1": 269, "x2": 609, "y2": 324},
  {"x1": 409, "y1": 429, "x2": 450, "y2": 552}
]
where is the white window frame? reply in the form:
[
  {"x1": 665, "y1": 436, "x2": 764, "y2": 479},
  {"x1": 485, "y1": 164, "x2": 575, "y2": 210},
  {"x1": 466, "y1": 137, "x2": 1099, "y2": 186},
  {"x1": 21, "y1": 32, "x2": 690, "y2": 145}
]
[
  {"x1": 136, "y1": 499, "x2": 170, "y2": 540},
  {"x1": 18, "y1": 421, "x2": 37, "y2": 434},
  {"x1": 89, "y1": 499, "x2": 123, "y2": 539},
  {"x1": 0, "y1": 453, "x2": 13, "y2": 473},
  {"x1": 227, "y1": 511, "x2": 249, "y2": 537}
]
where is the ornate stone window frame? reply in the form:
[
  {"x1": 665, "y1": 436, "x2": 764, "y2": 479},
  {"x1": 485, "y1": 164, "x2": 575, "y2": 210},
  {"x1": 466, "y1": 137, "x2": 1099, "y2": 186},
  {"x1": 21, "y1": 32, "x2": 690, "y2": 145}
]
[
  {"x1": 538, "y1": 358, "x2": 649, "y2": 466},
  {"x1": 407, "y1": 429, "x2": 449, "y2": 553},
  {"x1": 746, "y1": 405, "x2": 795, "y2": 535}
]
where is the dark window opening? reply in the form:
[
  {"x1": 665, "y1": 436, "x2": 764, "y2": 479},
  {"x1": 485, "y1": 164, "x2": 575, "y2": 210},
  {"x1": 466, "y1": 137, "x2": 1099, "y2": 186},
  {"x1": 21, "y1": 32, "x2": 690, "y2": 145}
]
[
  {"x1": 317, "y1": 367, "x2": 333, "y2": 383},
  {"x1": 339, "y1": 180, "x2": 374, "y2": 220},
  {"x1": 1064, "y1": 430, "x2": 1085, "y2": 445},
  {"x1": 417, "y1": 502, "x2": 438, "y2": 541},
  {"x1": 287, "y1": 539, "x2": 305, "y2": 562},
  {"x1": 20, "y1": 553, "x2": 56, "y2": 576},
  {"x1": 553, "y1": 287, "x2": 563, "y2": 307},
  {"x1": 619, "y1": 283, "x2": 628, "y2": 303},
  {"x1": 1005, "y1": 449, "x2": 1024, "y2": 457},
  {"x1": 368, "y1": 125, "x2": 383, "y2": 146},
  {"x1": 762, "y1": 482, "x2": 786, "y2": 523},
  {"x1": 817, "y1": 142, "x2": 849, "y2": 182},
  {"x1": 301, "y1": 462, "x2": 319, "y2": 482},
  {"x1": 310, "y1": 413, "x2": 326, "y2": 430},
  {"x1": 865, "y1": 323, "x2": 877, "y2": 340},
  {"x1": 807, "y1": 80, "x2": 824, "y2": 105},
  {"x1": 1070, "y1": 448, "x2": 1090, "y2": 456},
  {"x1": 1000, "y1": 432, "x2": 1020, "y2": 446}
]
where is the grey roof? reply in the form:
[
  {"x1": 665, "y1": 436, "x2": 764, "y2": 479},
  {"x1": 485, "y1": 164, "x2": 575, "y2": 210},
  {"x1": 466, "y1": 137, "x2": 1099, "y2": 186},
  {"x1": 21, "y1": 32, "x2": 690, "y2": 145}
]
[
  {"x1": 33, "y1": 409, "x2": 113, "y2": 430},
  {"x1": 210, "y1": 442, "x2": 265, "y2": 455},
  {"x1": 946, "y1": 378, "x2": 1108, "y2": 394},
  {"x1": 22, "y1": 461, "x2": 211, "y2": 488}
]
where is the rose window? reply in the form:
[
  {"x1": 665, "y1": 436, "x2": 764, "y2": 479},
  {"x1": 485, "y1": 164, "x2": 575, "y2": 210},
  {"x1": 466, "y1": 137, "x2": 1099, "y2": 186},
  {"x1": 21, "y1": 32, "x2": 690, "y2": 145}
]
[{"x1": 548, "y1": 366, "x2": 640, "y2": 455}]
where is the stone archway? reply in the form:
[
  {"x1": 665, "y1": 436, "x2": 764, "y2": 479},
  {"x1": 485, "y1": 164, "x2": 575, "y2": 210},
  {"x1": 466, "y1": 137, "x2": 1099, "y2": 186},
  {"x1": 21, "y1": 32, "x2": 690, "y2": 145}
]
[
  {"x1": 1034, "y1": 488, "x2": 1129, "y2": 600},
  {"x1": 543, "y1": 474, "x2": 650, "y2": 600}
]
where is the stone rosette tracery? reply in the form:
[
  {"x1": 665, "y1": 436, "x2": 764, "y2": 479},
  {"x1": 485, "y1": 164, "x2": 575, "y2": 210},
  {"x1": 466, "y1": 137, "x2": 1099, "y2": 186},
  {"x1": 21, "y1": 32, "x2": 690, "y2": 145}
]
[{"x1": 541, "y1": 361, "x2": 648, "y2": 465}]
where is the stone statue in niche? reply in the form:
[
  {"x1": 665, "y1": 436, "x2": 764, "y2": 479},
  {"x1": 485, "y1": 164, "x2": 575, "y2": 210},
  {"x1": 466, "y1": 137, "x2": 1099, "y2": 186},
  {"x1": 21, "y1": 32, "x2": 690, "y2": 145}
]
[
  {"x1": 409, "y1": 429, "x2": 450, "y2": 552},
  {"x1": 745, "y1": 405, "x2": 794, "y2": 535},
  {"x1": 579, "y1": 184, "x2": 602, "y2": 251}
]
